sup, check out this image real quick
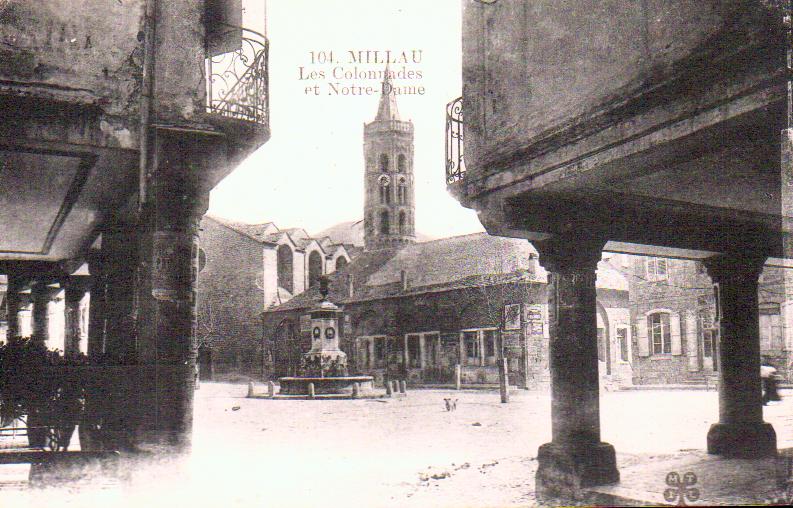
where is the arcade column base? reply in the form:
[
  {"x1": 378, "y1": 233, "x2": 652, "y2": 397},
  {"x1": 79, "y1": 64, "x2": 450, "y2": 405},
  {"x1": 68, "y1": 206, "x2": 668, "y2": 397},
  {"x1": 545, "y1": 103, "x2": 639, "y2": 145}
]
[
  {"x1": 707, "y1": 422, "x2": 777, "y2": 458},
  {"x1": 535, "y1": 441, "x2": 619, "y2": 502}
]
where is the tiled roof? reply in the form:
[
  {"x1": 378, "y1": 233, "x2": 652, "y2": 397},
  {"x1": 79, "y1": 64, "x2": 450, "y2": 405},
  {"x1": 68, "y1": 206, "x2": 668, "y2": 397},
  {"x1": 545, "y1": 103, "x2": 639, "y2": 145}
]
[
  {"x1": 365, "y1": 233, "x2": 543, "y2": 288},
  {"x1": 203, "y1": 215, "x2": 280, "y2": 243},
  {"x1": 264, "y1": 232, "x2": 629, "y2": 315}
]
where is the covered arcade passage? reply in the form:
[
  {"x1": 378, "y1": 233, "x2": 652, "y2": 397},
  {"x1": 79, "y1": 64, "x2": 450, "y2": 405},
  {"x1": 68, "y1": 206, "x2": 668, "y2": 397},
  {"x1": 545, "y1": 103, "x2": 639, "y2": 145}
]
[
  {"x1": 450, "y1": 0, "x2": 792, "y2": 501},
  {"x1": 1, "y1": 0, "x2": 270, "y2": 453}
]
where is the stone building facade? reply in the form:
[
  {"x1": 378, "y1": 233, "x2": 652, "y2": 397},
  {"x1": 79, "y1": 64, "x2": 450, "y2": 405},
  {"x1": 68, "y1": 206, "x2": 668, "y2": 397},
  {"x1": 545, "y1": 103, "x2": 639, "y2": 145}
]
[
  {"x1": 626, "y1": 255, "x2": 793, "y2": 384},
  {"x1": 197, "y1": 215, "x2": 353, "y2": 375},
  {"x1": 263, "y1": 234, "x2": 633, "y2": 388}
]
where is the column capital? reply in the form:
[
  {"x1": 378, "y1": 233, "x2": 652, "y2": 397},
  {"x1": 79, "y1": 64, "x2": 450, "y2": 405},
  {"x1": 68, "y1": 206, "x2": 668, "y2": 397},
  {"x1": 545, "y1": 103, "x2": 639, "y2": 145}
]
[
  {"x1": 533, "y1": 235, "x2": 607, "y2": 273},
  {"x1": 703, "y1": 253, "x2": 766, "y2": 285},
  {"x1": 63, "y1": 276, "x2": 91, "y2": 297},
  {"x1": 31, "y1": 281, "x2": 62, "y2": 300}
]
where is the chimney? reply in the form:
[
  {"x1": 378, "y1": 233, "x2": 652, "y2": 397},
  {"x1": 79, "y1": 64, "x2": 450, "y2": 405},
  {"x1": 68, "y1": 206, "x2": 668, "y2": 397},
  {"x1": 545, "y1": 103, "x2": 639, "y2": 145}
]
[
  {"x1": 347, "y1": 274, "x2": 354, "y2": 298},
  {"x1": 400, "y1": 270, "x2": 408, "y2": 291}
]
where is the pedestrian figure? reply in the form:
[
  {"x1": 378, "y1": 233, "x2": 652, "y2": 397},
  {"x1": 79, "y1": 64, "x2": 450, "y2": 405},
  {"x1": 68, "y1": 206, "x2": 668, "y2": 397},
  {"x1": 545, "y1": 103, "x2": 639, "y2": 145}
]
[{"x1": 762, "y1": 362, "x2": 782, "y2": 405}]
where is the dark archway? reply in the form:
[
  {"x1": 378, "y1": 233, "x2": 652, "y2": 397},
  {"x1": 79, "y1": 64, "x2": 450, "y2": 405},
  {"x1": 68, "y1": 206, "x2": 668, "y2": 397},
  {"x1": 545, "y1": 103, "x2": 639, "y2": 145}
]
[
  {"x1": 399, "y1": 211, "x2": 406, "y2": 234},
  {"x1": 335, "y1": 256, "x2": 348, "y2": 271},
  {"x1": 397, "y1": 153, "x2": 406, "y2": 173},
  {"x1": 379, "y1": 153, "x2": 389, "y2": 172},
  {"x1": 308, "y1": 251, "x2": 322, "y2": 288},
  {"x1": 277, "y1": 244, "x2": 294, "y2": 293}
]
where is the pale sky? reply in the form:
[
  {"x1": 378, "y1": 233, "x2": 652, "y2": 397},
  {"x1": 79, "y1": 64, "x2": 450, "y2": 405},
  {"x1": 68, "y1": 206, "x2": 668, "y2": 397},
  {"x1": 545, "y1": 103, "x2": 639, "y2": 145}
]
[{"x1": 208, "y1": 0, "x2": 484, "y2": 240}]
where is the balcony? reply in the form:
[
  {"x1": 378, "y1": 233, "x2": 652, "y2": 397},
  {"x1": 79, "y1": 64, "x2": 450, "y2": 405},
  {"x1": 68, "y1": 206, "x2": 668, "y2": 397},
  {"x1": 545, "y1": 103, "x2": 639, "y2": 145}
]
[
  {"x1": 445, "y1": 96, "x2": 465, "y2": 184},
  {"x1": 205, "y1": 26, "x2": 269, "y2": 127}
]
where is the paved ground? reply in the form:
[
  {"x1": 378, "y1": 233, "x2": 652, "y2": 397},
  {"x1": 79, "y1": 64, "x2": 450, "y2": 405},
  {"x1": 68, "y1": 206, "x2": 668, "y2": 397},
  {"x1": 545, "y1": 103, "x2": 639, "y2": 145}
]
[{"x1": 2, "y1": 383, "x2": 793, "y2": 507}]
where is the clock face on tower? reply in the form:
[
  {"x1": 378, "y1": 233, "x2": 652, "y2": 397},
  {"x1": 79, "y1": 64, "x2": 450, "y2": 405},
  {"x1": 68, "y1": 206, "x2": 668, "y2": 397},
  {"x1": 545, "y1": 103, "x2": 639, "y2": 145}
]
[{"x1": 378, "y1": 174, "x2": 391, "y2": 186}]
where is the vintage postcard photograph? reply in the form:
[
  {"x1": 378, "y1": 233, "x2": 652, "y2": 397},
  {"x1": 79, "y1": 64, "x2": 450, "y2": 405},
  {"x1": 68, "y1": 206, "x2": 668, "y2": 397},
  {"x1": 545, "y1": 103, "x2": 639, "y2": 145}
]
[{"x1": 3, "y1": 0, "x2": 793, "y2": 506}]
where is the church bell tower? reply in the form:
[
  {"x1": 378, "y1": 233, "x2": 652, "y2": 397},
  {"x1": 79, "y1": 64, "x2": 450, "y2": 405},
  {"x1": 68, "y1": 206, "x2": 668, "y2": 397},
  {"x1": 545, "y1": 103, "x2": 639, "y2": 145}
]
[{"x1": 363, "y1": 69, "x2": 416, "y2": 251}]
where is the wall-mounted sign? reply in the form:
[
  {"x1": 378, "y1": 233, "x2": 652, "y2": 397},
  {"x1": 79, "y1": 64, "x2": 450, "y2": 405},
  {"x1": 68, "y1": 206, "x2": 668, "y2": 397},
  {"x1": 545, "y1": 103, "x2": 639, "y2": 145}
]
[
  {"x1": 504, "y1": 303, "x2": 521, "y2": 330},
  {"x1": 325, "y1": 327, "x2": 336, "y2": 340},
  {"x1": 152, "y1": 231, "x2": 195, "y2": 302},
  {"x1": 312, "y1": 327, "x2": 321, "y2": 339}
]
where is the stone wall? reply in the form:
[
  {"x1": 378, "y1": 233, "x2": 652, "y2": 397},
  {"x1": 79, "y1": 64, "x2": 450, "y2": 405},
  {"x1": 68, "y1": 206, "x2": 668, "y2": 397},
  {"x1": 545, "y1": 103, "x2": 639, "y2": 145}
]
[
  {"x1": 264, "y1": 279, "x2": 631, "y2": 387},
  {"x1": 627, "y1": 255, "x2": 793, "y2": 384},
  {"x1": 198, "y1": 216, "x2": 265, "y2": 375}
]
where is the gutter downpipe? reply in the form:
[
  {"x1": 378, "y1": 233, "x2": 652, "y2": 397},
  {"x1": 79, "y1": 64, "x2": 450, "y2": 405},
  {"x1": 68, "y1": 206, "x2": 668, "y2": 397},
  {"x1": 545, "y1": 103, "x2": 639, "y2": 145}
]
[{"x1": 138, "y1": 0, "x2": 156, "y2": 216}]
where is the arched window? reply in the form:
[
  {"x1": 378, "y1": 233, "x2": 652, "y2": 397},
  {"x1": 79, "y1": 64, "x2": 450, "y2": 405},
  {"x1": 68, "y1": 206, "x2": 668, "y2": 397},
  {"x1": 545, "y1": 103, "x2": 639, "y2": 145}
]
[
  {"x1": 397, "y1": 154, "x2": 406, "y2": 173},
  {"x1": 379, "y1": 154, "x2": 389, "y2": 172},
  {"x1": 380, "y1": 210, "x2": 390, "y2": 235},
  {"x1": 380, "y1": 183, "x2": 391, "y2": 204},
  {"x1": 276, "y1": 244, "x2": 293, "y2": 293},
  {"x1": 399, "y1": 211, "x2": 406, "y2": 234},
  {"x1": 308, "y1": 251, "x2": 322, "y2": 288},
  {"x1": 398, "y1": 183, "x2": 406, "y2": 205},
  {"x1": 648, "y1": 312, "x2": 671, "y2": 354},
  {"x1": 335, "y1": 256, "x2": 348, "y2": 271}
]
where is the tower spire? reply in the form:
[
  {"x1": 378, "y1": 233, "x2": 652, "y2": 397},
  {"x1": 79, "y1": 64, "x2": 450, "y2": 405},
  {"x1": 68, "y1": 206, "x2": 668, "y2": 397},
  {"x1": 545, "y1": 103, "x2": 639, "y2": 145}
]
[{"x1": 375, "y1": 64, "x2": 400, "y2": 121}]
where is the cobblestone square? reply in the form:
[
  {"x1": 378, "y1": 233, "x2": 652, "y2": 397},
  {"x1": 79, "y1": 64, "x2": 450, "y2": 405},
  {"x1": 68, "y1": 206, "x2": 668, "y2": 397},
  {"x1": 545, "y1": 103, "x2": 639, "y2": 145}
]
[{"x1": 3, "y1": 383, "x2": 792, "y2": 507}]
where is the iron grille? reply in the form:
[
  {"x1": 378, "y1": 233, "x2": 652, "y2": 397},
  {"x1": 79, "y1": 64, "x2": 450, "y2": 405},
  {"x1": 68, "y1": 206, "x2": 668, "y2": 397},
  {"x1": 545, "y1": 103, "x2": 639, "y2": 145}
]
[
  {"x1": 206, "y1": 27, "x2": 269, "y2": 126},
  {"x1": 445, "y1": 96, "x2": 465, "y2": 184}
]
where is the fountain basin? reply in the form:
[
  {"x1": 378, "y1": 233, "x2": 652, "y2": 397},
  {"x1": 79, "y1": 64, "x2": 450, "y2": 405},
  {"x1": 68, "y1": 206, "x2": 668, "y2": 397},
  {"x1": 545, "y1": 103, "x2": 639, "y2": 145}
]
[{"x1": 278, "y1": 376, "x2": 375, "y2": 396}]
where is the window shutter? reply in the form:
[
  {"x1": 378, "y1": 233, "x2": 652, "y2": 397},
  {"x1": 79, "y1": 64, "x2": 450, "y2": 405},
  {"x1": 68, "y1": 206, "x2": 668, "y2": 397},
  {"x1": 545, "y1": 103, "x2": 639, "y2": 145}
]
[
  {"x1": 671, "y1": 312, "x2": 682, "y2": 355},
  {"x1": 645, "y1": 259, "x2": 655, "y2": 280},
  {"x1": 684, "y1": 310, "x2": 699, "y2": 371},
  {"x1": 637, "y1": 315, "x2": 649, "y2": 357}
]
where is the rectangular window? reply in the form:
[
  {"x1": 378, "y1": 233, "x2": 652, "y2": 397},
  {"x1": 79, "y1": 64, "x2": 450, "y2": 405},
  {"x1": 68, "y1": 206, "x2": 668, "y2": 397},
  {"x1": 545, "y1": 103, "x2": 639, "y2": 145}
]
[
  {"x1": 407, "y1": 335, "x2": 421, "y2": 368},
  {"x1": 425, "y1": 333, "x2": 439, "y2": 365},
  {"x1": 464, "y1": 331, "x2": 479, "y2": 362},
  {"x1": 646, "y1": 258, "x2": 669, "y2": 281},
  {"x1": 649, "y1": 313, "x2": 671, "y2": 354},
  {"x1": 617, "y1": 328, "x2": 629, "y2": 362},
  {"x1": 759, "y1": 306, "x2": 783, "y2": 351},
  {"x1": 374, "y1": 338, "x2": 385, "y2": 368},
  {"x1": 703, "y1": 329, "x2": 715, "y2": 358},
  {"x1": 484, "y1": 330, "x2": 497, "y2": 358}
]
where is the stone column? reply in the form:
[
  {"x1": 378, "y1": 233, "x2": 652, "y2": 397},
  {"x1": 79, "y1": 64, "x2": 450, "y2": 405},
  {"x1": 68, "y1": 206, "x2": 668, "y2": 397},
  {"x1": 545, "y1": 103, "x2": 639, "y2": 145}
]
[
  {"x1": 704, "y1": 254, "x2": 776, "y2": 458},
  {"x1": 419, "y1": 335, "x2": 426, "y2": 369},
  {"x1": 5, "y1": 275, "x2": 27, "y2": 341},
  {"x1": 64, "y1": 278, "x2": 89, "y2": 356},
  {"x1": 31, "y1": 281, "x2": 57, "y2": 345},
  {"x1": 87, "y1": 252, "x2": 106, "y2": 358},
  {"x1": 102, "y1": 225, "x2": 139, "y2": 364},
  {"x1": 135, "y1": 130, "x2": 213, "y2": 451},
  {"x1": 479, "y1": 332, "x2": 485, "y2": 367},
  {"x1": 403, "y1": 335, "x2": 409, "y2": 368},
  {"x1": 368, "y1": 339, "x2": 375, "y2": 369},
  {"x1": 534, "y1": 236, "x2": 618, "y2": 500}
]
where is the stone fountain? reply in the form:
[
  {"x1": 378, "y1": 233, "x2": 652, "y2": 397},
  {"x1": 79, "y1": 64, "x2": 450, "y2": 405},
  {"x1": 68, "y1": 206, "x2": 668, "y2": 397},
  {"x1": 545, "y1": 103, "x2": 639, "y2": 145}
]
[{"x1": 278, "y1": 276, "x2": 375, "y2": 397}]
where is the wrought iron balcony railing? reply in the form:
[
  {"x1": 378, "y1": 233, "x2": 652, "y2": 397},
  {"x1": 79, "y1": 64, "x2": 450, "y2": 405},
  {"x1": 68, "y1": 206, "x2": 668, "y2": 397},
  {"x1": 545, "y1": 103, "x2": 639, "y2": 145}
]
[
  {"x1": 445, "y1": 96, "x2": 465, "y2": 184},
  {"x1": 205, "y1": 26, "x2": 269, "y2": 126}
]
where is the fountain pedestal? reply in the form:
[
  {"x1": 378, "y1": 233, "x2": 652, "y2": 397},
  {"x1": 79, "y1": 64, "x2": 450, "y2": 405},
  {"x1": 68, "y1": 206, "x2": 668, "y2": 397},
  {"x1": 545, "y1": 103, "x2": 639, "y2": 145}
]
[{"x1": 278, "y1": 276, "x2": 375, "y2": 397}]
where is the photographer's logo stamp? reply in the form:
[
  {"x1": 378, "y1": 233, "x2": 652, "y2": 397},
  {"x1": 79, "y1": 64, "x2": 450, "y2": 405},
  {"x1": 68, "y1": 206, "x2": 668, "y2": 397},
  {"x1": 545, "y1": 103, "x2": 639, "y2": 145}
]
[{"x1": 663, "y1": 471, "x2": 700, "y2": 506}]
